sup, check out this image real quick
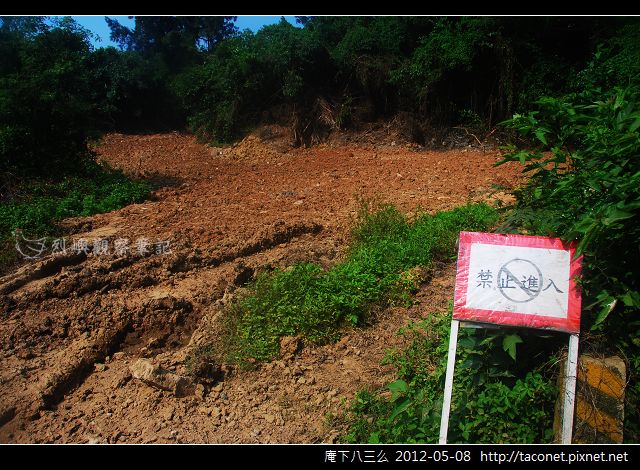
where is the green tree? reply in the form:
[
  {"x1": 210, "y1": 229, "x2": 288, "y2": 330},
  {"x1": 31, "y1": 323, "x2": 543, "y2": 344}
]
[
  {"x1": 0, "y1": 16, "x2": 97, "y2": 176},
  {"x1": 105, "y1": 16, "x2": 237, "y2": 67}
]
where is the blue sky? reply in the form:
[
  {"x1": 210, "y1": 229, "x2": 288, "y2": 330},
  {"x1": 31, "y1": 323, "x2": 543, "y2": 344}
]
[{"x1": 67, "y1": 16, "x2": 300, "y2": 48}]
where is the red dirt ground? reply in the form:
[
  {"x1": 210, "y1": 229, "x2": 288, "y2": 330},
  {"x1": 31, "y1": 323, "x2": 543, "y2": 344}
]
[{"x1": 0, "y1": 129, "x2": 526, "y2": 443}]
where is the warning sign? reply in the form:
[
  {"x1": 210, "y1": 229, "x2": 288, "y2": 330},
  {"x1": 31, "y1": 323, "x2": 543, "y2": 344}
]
[{"x1": 453, "y1": 232, "x2": 582, "y2": 333}]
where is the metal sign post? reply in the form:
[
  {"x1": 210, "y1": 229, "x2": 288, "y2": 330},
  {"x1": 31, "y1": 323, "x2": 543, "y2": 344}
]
[
  {"x1": 438, "y1": 323, "x2": 580, "y2": 444},
  {"x1": 562, "y1": 333, "x2": 580, "y2": 443},
  {"x1": 439, "y1": 319, "x2": 459, "y2": 444},
  {"x1": 439, "y1": 231, "x2": 583, "y2": 444}
]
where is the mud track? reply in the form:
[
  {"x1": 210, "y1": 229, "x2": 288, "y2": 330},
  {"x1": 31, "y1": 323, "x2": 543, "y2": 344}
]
[{"x1": 0, "y1": 129, "x2": 525, "y2": 443}]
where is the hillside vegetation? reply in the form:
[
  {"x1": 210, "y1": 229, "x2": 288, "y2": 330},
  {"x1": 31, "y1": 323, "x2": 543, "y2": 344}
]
[{"x1": 0, "y1": 15, "x2": 638, "y2": 443}]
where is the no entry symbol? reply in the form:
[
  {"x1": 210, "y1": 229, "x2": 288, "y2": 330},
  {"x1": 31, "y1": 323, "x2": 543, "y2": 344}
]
[
  {"x1": 497, "y1": 258, "x2": 543, "y2": 303},
  {"x1": 454, "y1": 231, "x2": 582, "y2": 332}
]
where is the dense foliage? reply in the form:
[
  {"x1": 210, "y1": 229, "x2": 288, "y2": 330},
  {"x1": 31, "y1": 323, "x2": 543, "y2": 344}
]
[
  {"x1": 170, "y1": 16, "x2": 635, "y2": 143},
  {"x1": 3, "y1": 16, "x2": 638, "y2": 154},
  {"x1": 0, "y1": 18, "x2": 97, "y2": 177},
  {"x1": 497, "y1": 42, "x2": 640, "y2": 441},
  {"x1": 344, "y1": 313, "x2": 559, "y2": 443},
  {"x1": 0, "y1": 18, "x2": 152, "y2": 272}
]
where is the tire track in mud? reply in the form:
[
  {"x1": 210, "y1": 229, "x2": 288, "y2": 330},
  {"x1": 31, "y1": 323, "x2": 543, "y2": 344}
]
[
  {"x1": 0, "y1": 221, "x2": 324, "y2": 433},
  {"x1": 0, "y1": 131, "x2": 527, "y2": 443},
  {"x1": 1, "y1": 221, "x2": 321, "y2": 302},
  {"x1": 0, "y1": 252, "x2": 87, "y2": 296}
]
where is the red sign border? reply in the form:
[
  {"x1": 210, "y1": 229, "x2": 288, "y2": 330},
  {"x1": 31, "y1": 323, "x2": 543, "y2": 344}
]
[{"x1": 453, "y1": 231, "x2": 582, "y2": 333}]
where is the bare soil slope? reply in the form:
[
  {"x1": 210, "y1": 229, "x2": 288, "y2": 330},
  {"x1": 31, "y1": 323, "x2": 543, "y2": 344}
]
[{"x1": 0, "y1": 130, "x2": 525, "y2": 443}]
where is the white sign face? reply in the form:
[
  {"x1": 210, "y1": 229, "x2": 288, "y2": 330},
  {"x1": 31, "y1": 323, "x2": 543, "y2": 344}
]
[
  {"x1": 454, "y1": 232, "x2": 582, "y2": 333},
  {"x1": 466, "y1": 243, "x2": 570, "y2": 317}
]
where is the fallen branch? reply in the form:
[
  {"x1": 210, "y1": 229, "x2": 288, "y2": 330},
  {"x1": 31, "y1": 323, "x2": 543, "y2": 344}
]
[{"x1": 452, "y1": 126, "x2": 484, "y2": 149}]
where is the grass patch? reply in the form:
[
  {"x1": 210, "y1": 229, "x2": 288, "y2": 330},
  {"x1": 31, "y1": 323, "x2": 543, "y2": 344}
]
[
  {"x1": 218, "y1": 202, "x2": 499, "y2": 366},
  {"x1": 342, "y1": 311, "x2": 558, "y2": 444},
  {"x1": 0, "y1": 164, "x2": 151, "y2": 272}
]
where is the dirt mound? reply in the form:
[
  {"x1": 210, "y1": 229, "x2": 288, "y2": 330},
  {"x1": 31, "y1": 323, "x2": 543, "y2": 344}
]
[{"x1": 0, "y1": 131, "x2": 526, "y2": 442}]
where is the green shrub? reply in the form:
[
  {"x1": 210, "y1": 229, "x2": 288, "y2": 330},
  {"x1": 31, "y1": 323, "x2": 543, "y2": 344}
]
[
  {"x1": 0, "y1": 19, "x2": 97, "y2": 176},
  {"x1": 219, "y1": 203, "x2": 498, "y2": 367},
  {"x1": 174, "y1": 21, "x2": 329, "y2": 143},
  {"x1": 87, "y1": 47, "x2": 185, "y2": 132},
  {"x1": 498, "y1": 84, "x2": 640, "y2": 441},
  {"x1": 573, "y1": 23, "x2": 640, "y2": 93},
  {"x1": 342, "y1": 312, "x2": 557, "y2": 444},
  {"x1": 498, "y1": 87, "x2": 640, "y2": 337},
  {"x1": 0, "y1": 165, "x2": 150, "y2": 241}
]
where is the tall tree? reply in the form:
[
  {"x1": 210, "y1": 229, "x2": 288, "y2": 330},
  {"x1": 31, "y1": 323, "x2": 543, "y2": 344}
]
[{"x1": 105, "y1": 16, "x2": 237, "y2": 54}]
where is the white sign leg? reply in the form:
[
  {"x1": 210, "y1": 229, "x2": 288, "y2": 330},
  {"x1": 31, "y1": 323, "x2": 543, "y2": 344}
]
[
  {"x1": 562, "y1": 333, "x2": 580, "y2": 443},
  {"x1": 439, "y1": 319, "x2": 460, "y2": 444}
]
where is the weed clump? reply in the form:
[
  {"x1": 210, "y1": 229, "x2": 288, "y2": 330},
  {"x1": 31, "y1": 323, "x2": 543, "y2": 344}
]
[{"x1": 218, "y1": 202, "x2": 498, "y2": 366}]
